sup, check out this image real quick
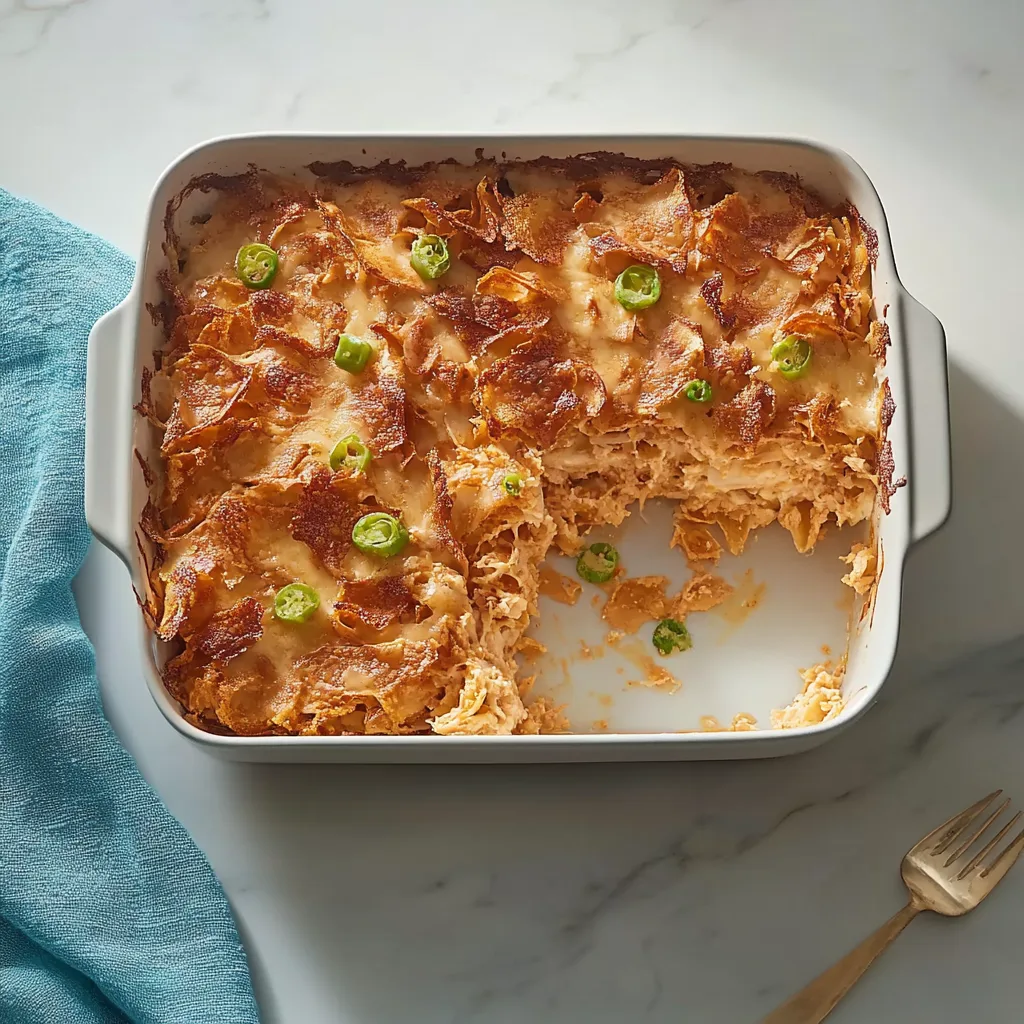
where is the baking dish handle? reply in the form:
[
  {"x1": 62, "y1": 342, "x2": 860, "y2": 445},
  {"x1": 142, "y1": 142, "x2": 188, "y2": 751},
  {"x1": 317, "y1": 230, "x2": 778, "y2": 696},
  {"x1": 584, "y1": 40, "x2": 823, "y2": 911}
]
[
  {"x1": 901, "y1": 290, "x2": 952, "y2": 544},
  {"x1": 85, "y1": 295, "x2": 136, "y2": 569}
]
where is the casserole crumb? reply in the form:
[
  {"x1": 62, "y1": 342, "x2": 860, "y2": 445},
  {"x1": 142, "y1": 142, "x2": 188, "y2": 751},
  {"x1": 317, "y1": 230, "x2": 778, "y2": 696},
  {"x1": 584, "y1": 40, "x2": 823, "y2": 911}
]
[
  {"x1": 538, "y1": 565, "x2": 583, "y2": 605},
  {"x1": 627, "y1": 660, "x2": 681, "y2": 694},
  {"x1": 517, "y1": 697, "x2": 570, "y2": 734},
  {"x1": 699, "y1": 713, "x2": 758, "y2": 732},
  {"x1": 841, "y1": 542, "x2": 877, "y2": 594},
  {"x1": 672, "y1": 572, "x2": 732, "y2": 614},
  {"x1": 771, "y1": 662, "x2": 845, "y2": 728},
  {"x1": 602, "y1": 575, "x2": 670, "y2": 633}
]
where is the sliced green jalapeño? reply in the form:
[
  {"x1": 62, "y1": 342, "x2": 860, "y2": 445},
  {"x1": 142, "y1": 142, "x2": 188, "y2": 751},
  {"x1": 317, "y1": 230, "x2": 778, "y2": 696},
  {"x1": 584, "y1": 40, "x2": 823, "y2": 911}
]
[
  {"x1": 334, "y1": 334, "x2": 373, "y2": 373},
  {"x1": 652, "y1": 618, "x2": 692, "y2": 656},
  {"x1": 614, "y1": 264, "x2": 661, "y2": 310},
  {"x1": 685, "y1": 379, "x2": 713, "y2": 403},
  {"x1": 235, "y1": 243, "x2": 279, "y2": 289},
  {"x1": 352, "y1": 512, "x2": 409, "y2": 558},
  {"x1": 274, "y1": 583, "x2": 319, "y2": 623},
  {"x1": 410, "y1": 234, "x2": 451, "y2": 281},
  {"x1": 576, "y1": 542, "x2": 619, "y2": 584},
  {"x1": 770, "y1": 335, "x2": 812, "y2": 381},
  {"x1": 503, "y1": 473, "x2": 523, "y2": 497},
  {"x1": 329, "y1": 435, "x2": 371, "y2": 473}
]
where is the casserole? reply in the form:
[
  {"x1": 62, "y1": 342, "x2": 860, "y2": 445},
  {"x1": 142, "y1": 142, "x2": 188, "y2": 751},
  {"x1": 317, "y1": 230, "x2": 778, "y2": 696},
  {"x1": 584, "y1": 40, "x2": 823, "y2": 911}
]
[{"x1": 85, "y1": 134, "x2": 950, "y2": 762}]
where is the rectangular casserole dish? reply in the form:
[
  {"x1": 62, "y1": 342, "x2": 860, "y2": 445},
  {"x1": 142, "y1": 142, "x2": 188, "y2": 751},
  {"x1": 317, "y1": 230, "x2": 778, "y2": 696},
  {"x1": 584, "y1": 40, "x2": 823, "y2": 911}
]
[{"x1": 84, "y1": 133, "x2": 950, "y2": 763}]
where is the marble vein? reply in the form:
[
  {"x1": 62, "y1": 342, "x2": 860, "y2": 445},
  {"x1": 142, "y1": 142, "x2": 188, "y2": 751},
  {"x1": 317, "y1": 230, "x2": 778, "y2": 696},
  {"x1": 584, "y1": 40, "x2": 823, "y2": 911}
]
[
  {"x1": 0, "y1": 0, "x2": 88, "y2": 58},
  {"x1": 494, "y1": 5, "x2": 692, "y2": 124}
]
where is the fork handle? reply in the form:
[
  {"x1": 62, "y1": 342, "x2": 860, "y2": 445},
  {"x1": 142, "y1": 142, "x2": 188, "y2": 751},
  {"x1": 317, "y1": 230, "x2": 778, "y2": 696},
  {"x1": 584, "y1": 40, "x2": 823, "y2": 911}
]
[{"x1": 762, "y1": 902, "x2": 921, "y2": 1023}]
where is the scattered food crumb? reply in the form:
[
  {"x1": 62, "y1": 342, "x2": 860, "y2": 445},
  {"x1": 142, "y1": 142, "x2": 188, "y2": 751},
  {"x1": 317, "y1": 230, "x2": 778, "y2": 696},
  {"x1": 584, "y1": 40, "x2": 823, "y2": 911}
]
[
  {"x1": 698, "y1": 712, "x2": 759, "y2": 732},
  {"x1": 821, "y1": 643, "x2": 832, "y2": 657},
  {"x1": 840, "y1": 542, "x2": 876, "y2": 595},
  {"x1": 592, "y1": 718, "x2": 609, "y2": 731},
  {"x1": 518, "y1": 697, "x2": 570, "y2": 734},
  {"x1": 602, "y1": 575, "x2": 669, "y2": 632},
  {"x1": 539, "y1": 565, "x2": 583, "y2": 605},
  {"x1": 608, "y1": 636, "x2": 682, "y2": 694},
  {"x1": 517, "y1": 636, "x2": 547, "y2": 661},
  {"x1": 672, "y1": 572, "x2": 733, "y2": 615},
  {"x1": 597, "y1": 694, "x2": 613, "y2": 708},
  {"x1": 557, "y1": 656, "x2": 571, "y2": 687},
  {"x1": 626, "y1": 654, "x2": 681, "y2": 694},
  {"x1": 670, "y1": 519, "x2": 723, "y2": 565},
  {"x1": 771, "y1": 662, "x2": 845, "y2": 728},
  {"x1": 627, "y1": 671, "x2": 680, "y2": 694}
]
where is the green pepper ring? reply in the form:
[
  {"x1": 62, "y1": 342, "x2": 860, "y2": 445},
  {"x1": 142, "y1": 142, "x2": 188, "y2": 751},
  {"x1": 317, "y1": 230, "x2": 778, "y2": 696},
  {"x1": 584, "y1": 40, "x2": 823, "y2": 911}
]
[
  {"x1": 576, "y1": 542, "x2": 619, "y2": 584},
  {"x1": 352, "y1": 512, "x2": 409, "y2": 558},
  {"x1": 652, "y1": 618, "x2": 692, "y2": 656},
  {"x1": 410, "y1": 234, "x2": 451, "y2": 281},
  {"x1": 685, "y1": 379, "x2": 713, "y2": 403},
  {"x1": 329, "y1": 435, "x2": 372, "y2": 473},
  {"x1": 503, "y1": 473, "x2": 523, "y2": 497},
  {"x1": 770, "y1": 335, "x2": 813, "y2": 381},
  {"x1": 614, "y1": 264, "x2": 661, "y2": 311},
  {"x1": 274, "y1": 583, "x2": 320, "y2": 623},
  {"x1": 334, "y1": 334, "x2": 373, "y2": 374},
  {"x1": 235, "y1": 243, "x2": 279, "y2": 289}
]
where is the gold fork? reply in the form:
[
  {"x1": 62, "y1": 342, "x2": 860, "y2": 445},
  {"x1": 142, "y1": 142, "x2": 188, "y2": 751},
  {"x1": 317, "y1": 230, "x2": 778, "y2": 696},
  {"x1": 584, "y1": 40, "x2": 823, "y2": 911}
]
[{"x1": 763, "y1": 790, "x2": 1024, "y2": 1023}]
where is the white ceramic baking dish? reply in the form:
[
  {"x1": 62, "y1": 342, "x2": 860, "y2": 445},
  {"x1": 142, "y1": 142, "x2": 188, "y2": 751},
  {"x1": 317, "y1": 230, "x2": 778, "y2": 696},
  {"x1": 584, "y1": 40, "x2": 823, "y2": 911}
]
[{"x1": 85, "y1": 134, "x2": 950, "y2": 763}]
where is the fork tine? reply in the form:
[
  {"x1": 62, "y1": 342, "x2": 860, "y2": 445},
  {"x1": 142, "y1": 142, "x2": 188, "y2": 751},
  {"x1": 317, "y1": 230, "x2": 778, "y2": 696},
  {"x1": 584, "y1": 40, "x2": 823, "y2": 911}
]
[
  {"x1": 979, "y1": 824, "x2": 1024, "y2": 888},
  {"x1": 929, "y1": 791, "x2": 1002, "y2": 855},
  {"x1": 957, "y1": 811, "x2": 1022, "y2": 879},
  {"x1": 944, "y1": 798, "x2": 1012, "y2": 866}
]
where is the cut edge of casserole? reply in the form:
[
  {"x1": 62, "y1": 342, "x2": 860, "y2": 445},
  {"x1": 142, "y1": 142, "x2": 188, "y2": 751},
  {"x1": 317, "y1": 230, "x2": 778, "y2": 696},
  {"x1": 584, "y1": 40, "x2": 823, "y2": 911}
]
[{"x1": 133, "y1": 152, "x2": 895, "y2": 738}]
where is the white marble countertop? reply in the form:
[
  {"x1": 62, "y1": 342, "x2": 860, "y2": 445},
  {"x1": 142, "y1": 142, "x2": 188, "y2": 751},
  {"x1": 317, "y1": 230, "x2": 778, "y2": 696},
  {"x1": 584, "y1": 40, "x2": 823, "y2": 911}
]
[{"x1": 4, "y1": 0, "x2": 1024, "y2": 1020}]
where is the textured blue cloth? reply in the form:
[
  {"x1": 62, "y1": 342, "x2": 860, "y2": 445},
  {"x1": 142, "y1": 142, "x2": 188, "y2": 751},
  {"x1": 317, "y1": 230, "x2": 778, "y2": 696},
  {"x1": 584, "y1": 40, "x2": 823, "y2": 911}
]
[{"x1": 0, "y1": 190, "x2": 261, "y2": 1024}]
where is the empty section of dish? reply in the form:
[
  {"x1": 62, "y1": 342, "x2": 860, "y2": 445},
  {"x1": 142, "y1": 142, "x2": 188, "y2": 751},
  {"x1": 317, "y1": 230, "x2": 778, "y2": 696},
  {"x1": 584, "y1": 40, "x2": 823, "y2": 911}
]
[{"x1": 525, "y1": 499, "x2": 863, "y2": 733}]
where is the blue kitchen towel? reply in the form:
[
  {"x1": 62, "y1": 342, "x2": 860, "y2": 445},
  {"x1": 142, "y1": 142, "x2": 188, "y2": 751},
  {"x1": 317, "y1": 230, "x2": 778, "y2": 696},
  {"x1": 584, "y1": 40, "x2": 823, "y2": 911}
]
[{"x1": 0, "y1": 189, "x2": 260, "y2": 1024}]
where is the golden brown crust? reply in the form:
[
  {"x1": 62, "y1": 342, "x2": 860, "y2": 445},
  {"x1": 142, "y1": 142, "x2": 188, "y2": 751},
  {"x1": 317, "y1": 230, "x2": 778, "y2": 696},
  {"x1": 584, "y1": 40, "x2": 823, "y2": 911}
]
[
  {"x1": 194, "y1": 597, "x2": 265, "y2": 662},
  {"x1": 714, "y1": 379, "x2": 777, "y2": 449},
  {"x1": 636, "y1": 318, "x2": 704, "y2": 414},
  {"x1": 289, "y1": 469, "x2": 367, "y2": 575},
  {"x1": 496, "y1": 189, "x2": 577, "y2": 265},
  {"x1": 475, "y1": 333, "x2": 605, "y2": 448},
  {"x1": 699, "y1": 271, "x2": 735, "y2": 330},
  {"x1": 145, "y1": 153, "x2": 888, "y2": 737},
  {"x1": 350, "y1": 371, "x2": 409, "y2": 456},
  {"x1": 584, "y1": 168, "x2": 694, "y2": 274},
  {"x1": 334, "y1": 576, "x2": 417, "y2": 634},
  {"x1": 425, "y1": 449, "x2": 468, "y2": 575}
]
